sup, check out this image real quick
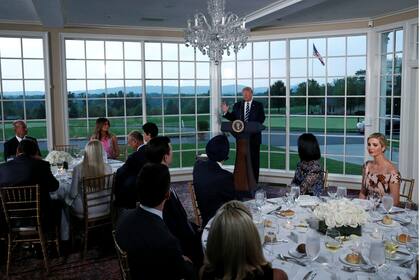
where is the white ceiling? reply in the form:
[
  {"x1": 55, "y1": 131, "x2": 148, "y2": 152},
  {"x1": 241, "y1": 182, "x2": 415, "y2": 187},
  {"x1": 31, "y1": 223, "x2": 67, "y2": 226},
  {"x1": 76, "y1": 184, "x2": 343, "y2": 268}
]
[{"x1": 0, "y1": 0, "x2": 417, "y2": 29}]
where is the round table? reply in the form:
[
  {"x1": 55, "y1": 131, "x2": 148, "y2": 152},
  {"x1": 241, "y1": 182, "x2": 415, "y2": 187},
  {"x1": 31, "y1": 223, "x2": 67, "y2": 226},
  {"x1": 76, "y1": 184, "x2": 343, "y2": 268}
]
[{"x1": 202, "y1": 197, "x2": 418, "y2": 280}]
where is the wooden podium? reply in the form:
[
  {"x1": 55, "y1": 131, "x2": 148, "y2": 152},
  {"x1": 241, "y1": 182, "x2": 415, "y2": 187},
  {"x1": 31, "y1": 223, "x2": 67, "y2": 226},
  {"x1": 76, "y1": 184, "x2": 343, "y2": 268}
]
[{"x1": 221, "y1": 121, "x2": 265, "y2": 192}]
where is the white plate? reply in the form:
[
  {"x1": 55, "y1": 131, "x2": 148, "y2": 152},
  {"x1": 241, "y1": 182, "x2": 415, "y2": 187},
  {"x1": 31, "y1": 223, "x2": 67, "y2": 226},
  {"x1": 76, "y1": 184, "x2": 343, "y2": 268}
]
[
  {"x1": 339, "y1": 253, "x2": 365, "y2": 266},
  {"x1": 288, "y1": 248, "x2": 308, "y2": 259},
  {"x1": 377, "y1": 220, "x2": 399, "y2": 227},
  {"x1": 386, "y1": 252, "x2": 410, "y2": 261},
  {"x1": 392, "y1": 235, "x2": 412, "y2": 245},
  {"x1": 275, "y1": 210, "x2": 296, "y2": 219}
]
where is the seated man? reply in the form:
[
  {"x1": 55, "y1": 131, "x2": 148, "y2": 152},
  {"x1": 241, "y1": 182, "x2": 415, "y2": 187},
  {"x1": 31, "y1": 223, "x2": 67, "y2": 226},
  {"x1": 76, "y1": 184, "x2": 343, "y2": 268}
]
[
  {"x1": 193, "y1": 135, "x2": 236, "y2": 226},
  {"x1": 115, "y1": 131, "x2": 147, "y2": 209},
  {"x1": 145, "y1": 136, "x2": 203, "y2": 266},
  {"x1": 142, "y1": 122, "x2": 158, "y2": 143},
  {"x1": 116, "y1": 163, "x2": 194, "y2": 280},
  {"x1": 0, "y1": 139, "x2": 60, "y2": 231},
  {"x1": 4, "y1": 120, "x2": 41, "y2": 161}
]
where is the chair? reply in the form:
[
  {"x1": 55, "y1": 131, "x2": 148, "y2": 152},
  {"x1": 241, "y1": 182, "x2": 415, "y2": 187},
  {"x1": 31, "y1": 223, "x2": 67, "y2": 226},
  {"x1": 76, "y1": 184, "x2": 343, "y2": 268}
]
[
  {"x1": 54, "y1": 144, "x2": 78, "y2": 154},
  {"x1": 0, "y1": 185, "x2": 60, "y2": 276},
  {"x1": 400, "y1": 177, "x2": 415, "y2": 203},
  {"x1": 112, "y1": 230, "x2": 131, "y2": 280},
  {"x1": 79, "y1": 173, "x2": 116, "y2": 258},
  {"x1": 322, "y1": 170, "x2": 329, "y2": 190},
  {"x1": 188, "y1": 182, "x2": 202, "y2": 229},
  {"x1": 117, "y1": 144, "x2": 128, "y2": 161}
]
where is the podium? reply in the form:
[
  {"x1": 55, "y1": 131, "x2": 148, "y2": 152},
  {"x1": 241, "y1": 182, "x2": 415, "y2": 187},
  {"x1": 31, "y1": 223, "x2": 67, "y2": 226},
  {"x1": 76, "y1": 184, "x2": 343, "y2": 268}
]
[{"x1": 221, "y1": 121, "x2": 265, "y2": 192}]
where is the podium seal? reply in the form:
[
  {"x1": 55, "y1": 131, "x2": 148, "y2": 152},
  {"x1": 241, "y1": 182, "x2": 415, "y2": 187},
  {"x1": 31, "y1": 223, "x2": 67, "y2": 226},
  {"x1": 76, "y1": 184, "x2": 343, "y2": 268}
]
[{"x1": 232, "y1": 120, "x2": 244, "y2": 133}]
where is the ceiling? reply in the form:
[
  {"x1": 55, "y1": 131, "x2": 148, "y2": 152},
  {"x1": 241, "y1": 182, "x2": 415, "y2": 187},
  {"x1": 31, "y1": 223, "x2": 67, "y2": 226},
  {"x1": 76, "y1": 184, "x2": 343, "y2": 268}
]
[{"x1": 0, "y1": 0, "x2": 417, "y2": 29}]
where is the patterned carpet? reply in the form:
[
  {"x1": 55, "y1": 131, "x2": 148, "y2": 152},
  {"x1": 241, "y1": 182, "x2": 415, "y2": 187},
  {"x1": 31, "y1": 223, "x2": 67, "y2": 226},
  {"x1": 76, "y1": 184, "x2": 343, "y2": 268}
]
[{"x1": 0, "y1": 181, "x2": 359, "y2": 279}]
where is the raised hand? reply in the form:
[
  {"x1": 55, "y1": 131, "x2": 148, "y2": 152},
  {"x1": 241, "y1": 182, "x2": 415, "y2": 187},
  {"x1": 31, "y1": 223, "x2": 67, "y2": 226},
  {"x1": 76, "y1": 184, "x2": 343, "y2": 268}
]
[{"x1": 221, "y1": 101, "x2": 229, "y2": 114}]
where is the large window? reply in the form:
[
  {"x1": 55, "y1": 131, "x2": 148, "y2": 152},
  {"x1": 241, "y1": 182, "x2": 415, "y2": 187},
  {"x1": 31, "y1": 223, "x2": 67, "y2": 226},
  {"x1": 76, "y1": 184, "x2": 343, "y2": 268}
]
[
  {"x1": 379, "y1": 29, "x2": 403, "y2": 166},
  {"x1": 65, "y1": 39, "x2": 210, "y2": 167},
  {"x1": 221, "y1": 35, "x2": 367, "y2": 175},
  {"x1": 0, "y1": 36, "x2": 48, "y2": 160}
]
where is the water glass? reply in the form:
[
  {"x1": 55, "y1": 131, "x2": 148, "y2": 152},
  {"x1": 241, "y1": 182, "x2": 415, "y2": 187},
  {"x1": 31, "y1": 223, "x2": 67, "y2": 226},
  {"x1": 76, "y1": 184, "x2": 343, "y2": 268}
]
[
  {"x1": 325, "y1": 228, "x2": 341, "y2": 252},
  {"x1": 255, "y1": 221, "x2": 265, "y2": 245},
  {"x1": 382, "y1": 195, "x2": 394, "y2": 214},
  {"x1": 336, "y1": 186, "x2": 347, "y2": 199},
  {"x1": 57, "y1": 162, "x2": 64, "y2": 175},
  {"x1": 290, "y1": 185, "x2": 300, "y2": 203},
  {"x1": 255, "y1": 189, "x2": 266, "y2": 209},
  {"x1": 369, "y1": 240, "x2": 385, "y2": 269},
  {"x1": 327, "y1": 185, "x2": 337, "y2": 199},
  {"x1": 306, "y1": 233, "x2": 321, "y2": 261}
]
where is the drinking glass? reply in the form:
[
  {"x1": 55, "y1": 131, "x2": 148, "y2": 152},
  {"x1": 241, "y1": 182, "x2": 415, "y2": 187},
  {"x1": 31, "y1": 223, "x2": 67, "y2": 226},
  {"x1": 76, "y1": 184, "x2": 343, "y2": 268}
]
[
  {"x1": 336, "y1": 186, "x2": 347, "y2": 199},
  {"x1": 57, "y1": 162, "x2": 64, "y2": 175},
  {"x1": 325, "y1": 228, "x2": 341, "y2": 252},
  {"x1": 382, "y1": 195, "x2": 394, "y2": 214},
  {"x1": 327, "y1": 185, "x2": 337, "y2": 200},
  {"x1": 290, "y1": 185, "x2": 300, "y2": 203},
  {"x1": 406, "y1": 239, "x2": 418, "y2": 262},
  {"x1": 404, "y1": 200, "x2": 415, "y2": 218},
  {"x1": 369, "y1": 240, "x2": 385, "y2": 275},
  {"x1": 306, "y1": 233, "x2": 321, "y2": 262},
  {"x1": 255, "y1": 189, "x2": 266, "y2": 210}
]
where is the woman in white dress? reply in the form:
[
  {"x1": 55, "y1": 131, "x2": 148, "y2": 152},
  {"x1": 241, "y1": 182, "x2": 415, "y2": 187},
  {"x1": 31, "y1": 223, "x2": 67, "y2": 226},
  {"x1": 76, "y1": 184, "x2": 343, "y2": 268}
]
[{"x1": 69, "y1": 140, "x2": 113, "y2": 219}]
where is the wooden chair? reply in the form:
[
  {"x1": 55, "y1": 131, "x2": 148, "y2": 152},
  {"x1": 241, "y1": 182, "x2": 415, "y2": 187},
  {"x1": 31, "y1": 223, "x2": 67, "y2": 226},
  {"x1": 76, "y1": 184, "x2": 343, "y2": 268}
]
[
  {"x1": 188, "y1": 182, "x2": 202, "y2": 229},
  {"x1": 322, "y1": 170, "x2": 329, "y2": 190},
  {"x1": 112, "y1": 230, "x2": 131, "y2": 280},
  {"x1": 0, "y1": 185, "x2": 60, "y2": 276},
  {"x1": 54, "y1": 144, "x2": 78, "y2": 154},
  {"x1": 80, "y1": 173, "x2": 116, "y2": 258},
  {"x1": 400, "y1": 178, "x2": 415, "y2": 203}
]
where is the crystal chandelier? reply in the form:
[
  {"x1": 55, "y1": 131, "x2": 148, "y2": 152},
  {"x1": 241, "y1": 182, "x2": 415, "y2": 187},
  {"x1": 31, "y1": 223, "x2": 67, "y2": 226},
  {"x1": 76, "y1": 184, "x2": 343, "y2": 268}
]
[{"x1": 184, "y1": 0, "x2": 249, "y2": 65}]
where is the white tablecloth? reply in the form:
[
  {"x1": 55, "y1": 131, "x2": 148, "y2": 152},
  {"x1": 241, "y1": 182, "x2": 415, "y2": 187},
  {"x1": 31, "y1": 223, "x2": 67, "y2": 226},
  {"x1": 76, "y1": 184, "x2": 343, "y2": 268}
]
[
  {"x1": 202, "y1": 197, "x2": 418, "y2": 280},
  {"x1": 49, "y1": 159, "x2": 124, "y2": 240}
]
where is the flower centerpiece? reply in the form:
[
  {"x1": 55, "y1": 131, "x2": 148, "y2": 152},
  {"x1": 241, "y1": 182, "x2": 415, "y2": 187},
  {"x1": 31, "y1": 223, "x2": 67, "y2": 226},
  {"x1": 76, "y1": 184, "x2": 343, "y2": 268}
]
[
  {"x1": 45, "y1": 150, "x2": 74, "y2": 166},
  {"x1": 313, "y1": 199, "x2": 367, "y2": 236}
]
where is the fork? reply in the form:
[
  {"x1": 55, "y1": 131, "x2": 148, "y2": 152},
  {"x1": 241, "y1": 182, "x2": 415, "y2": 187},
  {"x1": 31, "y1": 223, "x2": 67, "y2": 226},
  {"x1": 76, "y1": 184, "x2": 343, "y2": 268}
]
[
  {"x1": 278, "y1": 253, "x2": 307, "y2": 266},
  {"x1": 342, "y1": 265, "x2": 377, "y2": 273}
]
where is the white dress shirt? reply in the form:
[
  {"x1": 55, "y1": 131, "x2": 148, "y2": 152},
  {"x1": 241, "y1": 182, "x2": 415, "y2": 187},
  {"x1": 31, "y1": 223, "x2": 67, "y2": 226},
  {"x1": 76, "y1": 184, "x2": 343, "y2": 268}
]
[
  {"x1": 243, "y1": 99, "x2": 253, "y2": 119},
  {"x1": 140, "y1": 204, "x2": 163, "y2": 220},
  {"x1": 15, "y1": 135, "x2": 23, "y2": 142}
]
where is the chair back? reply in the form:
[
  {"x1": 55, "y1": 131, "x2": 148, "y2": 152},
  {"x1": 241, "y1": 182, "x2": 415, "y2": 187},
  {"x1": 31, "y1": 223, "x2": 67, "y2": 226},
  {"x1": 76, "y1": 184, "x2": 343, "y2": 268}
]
[
  {"x1": 112, "y1": 230, "x2": 131, "y2": 280},
  {"x1": 400, "y1": 178, "x2": 415, "y2": 202},
  {"x1": 0, "y1": 185, "x2": 40, "y2": 232},
  {"x1": 82, "y1": 173, "x2": 115, "y2": 219},
  {"x1": 322, "y1": 170, "x2": 329, "y2": 190},
  {"x1": 54, "y1": 144, "x2": 78, "y2": 154},
  {"x1": 188, "y1": 182, "x2": 202, "y2": 228},
  {"x1": 117, "y1": 144, "x2": 128, "y2": 161}
]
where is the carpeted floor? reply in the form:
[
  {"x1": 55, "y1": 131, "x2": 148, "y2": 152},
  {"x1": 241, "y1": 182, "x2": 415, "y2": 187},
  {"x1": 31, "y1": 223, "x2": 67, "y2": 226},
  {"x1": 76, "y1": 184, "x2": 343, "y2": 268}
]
[{"x1": 0, "y1": 181, "x2": 359, "y2": 279}]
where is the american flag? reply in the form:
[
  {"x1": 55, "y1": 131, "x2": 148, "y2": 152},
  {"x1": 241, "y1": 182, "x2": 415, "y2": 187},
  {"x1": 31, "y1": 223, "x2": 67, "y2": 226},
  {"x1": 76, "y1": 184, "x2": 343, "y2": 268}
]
[{"x1": 313, "y1": 44, "x2": 325, "y2": 66}]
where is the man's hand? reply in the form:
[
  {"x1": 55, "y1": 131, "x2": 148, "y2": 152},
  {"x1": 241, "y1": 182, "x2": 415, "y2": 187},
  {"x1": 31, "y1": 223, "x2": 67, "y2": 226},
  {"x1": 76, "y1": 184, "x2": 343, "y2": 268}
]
[
  {"x1": 221, "y1": 101, "x2": 229, "y2": 114},
  {"x1": 182, "y1": 255, "x2": 192, "y2": 263}
]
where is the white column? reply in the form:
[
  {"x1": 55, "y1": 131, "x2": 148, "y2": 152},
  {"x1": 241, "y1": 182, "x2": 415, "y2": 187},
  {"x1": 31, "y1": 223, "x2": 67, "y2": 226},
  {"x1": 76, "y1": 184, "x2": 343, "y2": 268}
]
[{"x1": 210, "y1": 61, "x2": 221, "y2": 136}]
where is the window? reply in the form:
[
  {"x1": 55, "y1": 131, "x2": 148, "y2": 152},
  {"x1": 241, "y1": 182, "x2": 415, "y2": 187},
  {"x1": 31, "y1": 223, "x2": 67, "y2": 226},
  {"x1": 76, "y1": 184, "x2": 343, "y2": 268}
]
[
  {"x1": 221, "y1": 35, "x2": 367, "y2": 175},
  {"x1": 379, "y1": 29, "x2": 403, "y2": 165},
  {"x1": 65, "y1": 39, "x2": 210, "y2": 167},
  {"x1": 0, "y1": 36, "x2": 48, "y2": 160}
]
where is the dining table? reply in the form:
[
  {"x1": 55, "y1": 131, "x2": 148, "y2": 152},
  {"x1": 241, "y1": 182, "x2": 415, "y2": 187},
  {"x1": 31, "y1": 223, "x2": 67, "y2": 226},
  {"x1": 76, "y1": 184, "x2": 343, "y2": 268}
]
[
  {"x1": 49, "y1": 158, "x2": 124, "y2": 240},
  {"x1": 202, "y1": 196, "x2": 418, "y2": 280}
]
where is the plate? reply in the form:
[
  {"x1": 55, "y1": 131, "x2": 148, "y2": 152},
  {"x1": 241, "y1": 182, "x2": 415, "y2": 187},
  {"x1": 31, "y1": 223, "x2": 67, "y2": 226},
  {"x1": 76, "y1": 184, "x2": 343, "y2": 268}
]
[
  {"x1": 339, "y1": 253, "x2": 364, "y2": 266},
  {"x1": 377, "y1": 220, "x2": 399, "y2": 227},
  {"x1": 392, "y1": 235, "x2": 412, "y2": 245},
  {"x1": 288, "y1": 248, "x2": 308, "y2": 259},
  {"x1": 275, "y1": 209, "x2": 296, "y2": 218},
  {"x1": 386, "y1": 252, "x2": 410, "y2": 261}
]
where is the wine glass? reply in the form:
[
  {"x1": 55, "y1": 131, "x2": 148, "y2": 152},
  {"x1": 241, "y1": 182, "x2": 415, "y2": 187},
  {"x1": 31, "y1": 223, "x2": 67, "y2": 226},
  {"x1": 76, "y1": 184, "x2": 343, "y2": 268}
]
[
  {"x1": 306, "y1": 233, "x2": 321, "y2": 262},
  {"x1": 336, "y1": 186, "x2": 347, "y2": 199},
  {"x1": 255, "y1": 189, "x2": 266, "y2": 210},
  {"x1": 327, "y1": 185, "x2": 337, "y2": 200},
  {"x1": 382, "y1": 195, "x2": 394, "y2": 215}
]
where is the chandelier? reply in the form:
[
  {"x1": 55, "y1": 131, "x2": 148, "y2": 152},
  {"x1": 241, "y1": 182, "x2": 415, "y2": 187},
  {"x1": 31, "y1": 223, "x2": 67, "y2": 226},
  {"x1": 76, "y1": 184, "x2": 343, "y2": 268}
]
[{"x1": 184, "y1": 0, "x2": 249, "y2": 65}]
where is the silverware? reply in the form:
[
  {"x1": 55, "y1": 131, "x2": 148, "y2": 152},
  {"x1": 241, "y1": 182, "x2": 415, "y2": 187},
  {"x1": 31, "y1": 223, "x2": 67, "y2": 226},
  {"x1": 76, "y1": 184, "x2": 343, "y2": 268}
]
[
  {"x1": 342, "y1": 266, "x2": 376, "y2": 273},
  {"x1": 399, "y1": 259, "x2": 414, "y2": 268},
  {"x1": 309, "y1": 272, "x2": 317, "y2": 280},
  {"x1": 266, "y1": 200, "x2": 277, "y2": 205},
  {"x1": 302, "y1": 270, "x2": 313, "y2": 280},
  {"x1": 396, "y1": 250, "x2": 411, "y2": 256},
  {"x1": 268, "y1": 205, "x2": 282, "y2": 214},
  {"x1": 278, "y1": 253, "x2": 307, "y2": 266},
  {"x1": 389, "y1": 210, "x2": 405, "y2": 215}
]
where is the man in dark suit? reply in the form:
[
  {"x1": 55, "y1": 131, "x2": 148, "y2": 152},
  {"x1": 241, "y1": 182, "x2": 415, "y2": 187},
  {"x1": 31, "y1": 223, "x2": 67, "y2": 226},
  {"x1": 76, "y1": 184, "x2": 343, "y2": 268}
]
[
  {"x1": 145, "y1": 136, "x2": 203, "y2": 267},
  {"x1": 116, "y1": 163, "x2": 194, "y2": 280},
  {"x1": 221, "y1": 86, "x2": 266, "y2": 182},
  {"x1": 3, "y1": 120, "x2": 41, "y2": 162},
  {"x1": 0, "y1": 139, "x2": 60, "y2": 231},
  {"x1": 193, "y1": 135, "x2": 236, "y2": 226},
  {"x1": 115, "y1": 131, "x2": 147, "y2": 209},
  {"x1": 142, "y1": 122, "x2": 158, "y2": 143}
]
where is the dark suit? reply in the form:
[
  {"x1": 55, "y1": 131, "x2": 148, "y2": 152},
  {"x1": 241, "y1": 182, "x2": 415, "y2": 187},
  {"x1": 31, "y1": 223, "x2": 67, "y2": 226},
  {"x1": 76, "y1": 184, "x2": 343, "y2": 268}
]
[
  {"x1": 163, "y1": 189, "x2": 203, "y2": 266},
  {"x1": 116, "y1": 207, "x2": 194, "y2": 280},
  {"x1": 193, "y1": 160, "x2": 236, "y2": 226},
  {"x1": 0, "y1": 155, "x2": 60, "y2": 230},
  {"x1": 3, "y1": 136, "x2": 41, "y2": 162},
  {"x1": 115, "y1": 145, "x2": 147, "y2": 208},
  {"x1": 223, "y1": 100, "x2": 266, "y2": 181}
]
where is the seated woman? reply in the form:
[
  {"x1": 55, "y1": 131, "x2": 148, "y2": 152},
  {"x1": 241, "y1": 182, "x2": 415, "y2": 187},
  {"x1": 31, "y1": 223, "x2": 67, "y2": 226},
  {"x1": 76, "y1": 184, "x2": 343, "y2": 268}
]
[
  {"x1": 291, "y1": 133, "x2": 324, "y2": 196},
  {"x1": 69, "y1": 140, "x2": 113, "y2": 219},
  {"x1": 359, "y1": 133, "x2": 400, "y2": 206},
  {"x1": 90, "y1": 117, "x2": 119, "y2": 159},
  {"x1": 201, "y1": 200, "x2": 288, "y2": 280}
]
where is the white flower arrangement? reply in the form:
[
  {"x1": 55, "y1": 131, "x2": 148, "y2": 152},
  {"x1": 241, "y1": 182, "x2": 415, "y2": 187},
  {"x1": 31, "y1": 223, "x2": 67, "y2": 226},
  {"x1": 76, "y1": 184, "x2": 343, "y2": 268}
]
[
  {"x1": 313, "y1": 199, "x2": 368, "y2": 228},
  {"x1": 45, "y1": 150, "x2": 74, "y2": 165}
]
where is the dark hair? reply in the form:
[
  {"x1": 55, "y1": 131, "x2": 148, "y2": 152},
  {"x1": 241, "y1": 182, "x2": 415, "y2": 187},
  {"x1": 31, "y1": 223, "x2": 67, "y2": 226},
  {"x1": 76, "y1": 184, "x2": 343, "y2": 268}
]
[
  {"x1": 145, "y1": 136, "x2": 171, "y2": 164},
  {"x1": 128, "y1": 130, "x2": 143, "y2": 142},
  {"x1": 297, "y1": 133, "x2": 321, "y2": 161},
  {"x1": 93, "y1": 117, "x2": 111, "y2": 140},
  {"x1": 142, "y1": 122, "x2": 158, "y2": 138},
  {"x1": 136, "y1": 163, "x2": 170, "y2": 207},
  {"x1": 17, "y1": 139, "x2": 38, "y2": 156}
]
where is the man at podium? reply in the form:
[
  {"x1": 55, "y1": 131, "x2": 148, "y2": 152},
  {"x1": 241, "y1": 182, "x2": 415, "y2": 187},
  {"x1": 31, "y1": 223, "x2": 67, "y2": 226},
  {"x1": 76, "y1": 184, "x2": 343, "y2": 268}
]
[{"x1": 221, "y1": 87, "x2": 266, "y2": 182}]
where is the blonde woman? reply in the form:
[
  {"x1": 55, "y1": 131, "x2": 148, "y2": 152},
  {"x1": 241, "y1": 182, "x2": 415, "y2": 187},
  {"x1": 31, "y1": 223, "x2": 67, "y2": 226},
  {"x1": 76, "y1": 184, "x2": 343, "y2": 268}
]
[
  {"x1": 201, "y1": 201, "x2": 288, "y2": 280},
  {"x1": 69, "y1": 140, "x2": 113, "y2": 218},
  {"x1": 359, "y1": 132, "x2": 400, "y2": 206},
  {"x1": 90, "y1": 117, "x2": 119, "y2": 159}
]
